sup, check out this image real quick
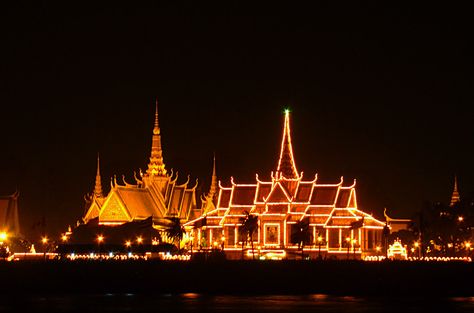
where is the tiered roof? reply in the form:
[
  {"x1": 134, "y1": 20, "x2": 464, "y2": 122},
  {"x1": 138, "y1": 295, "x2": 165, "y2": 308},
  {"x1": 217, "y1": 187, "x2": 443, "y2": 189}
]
[
  {"x1": 186, "y1": 110, "x2": 384, "y2": 230},
  {"x1": 83, "y1": 102, "x2": 198, "y2": 226}
]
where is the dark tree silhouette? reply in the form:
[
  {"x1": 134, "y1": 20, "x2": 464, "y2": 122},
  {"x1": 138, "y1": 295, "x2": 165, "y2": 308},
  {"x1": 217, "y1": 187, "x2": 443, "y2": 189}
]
[
  {"x1": 239, "y1": 211, "x2": 259, "y2": 259},
  {"x1": 165, "y1": 217, "x2": 185, "y2": 251},
  {"x1": 291, "y1": 218, "x2": 311, "y2": 259}
]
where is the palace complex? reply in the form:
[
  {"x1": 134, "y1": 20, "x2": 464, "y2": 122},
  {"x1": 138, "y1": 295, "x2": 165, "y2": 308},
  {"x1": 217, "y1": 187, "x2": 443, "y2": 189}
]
[
  {"x1": 185, "y1": 110, "x2": 386, "y2": 259},
  {"x1": 76, "y1": 103, "x2": 387, "y2": 259}
]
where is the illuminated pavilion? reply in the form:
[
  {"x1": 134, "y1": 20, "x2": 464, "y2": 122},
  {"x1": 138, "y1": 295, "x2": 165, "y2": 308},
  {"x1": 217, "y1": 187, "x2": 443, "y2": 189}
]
[
  {"x1": 81, "y1": 102, "x2": 200, "y2": 232},
  {"x1": 185, "y1": 110, "x2": 386, "y2": 259}
]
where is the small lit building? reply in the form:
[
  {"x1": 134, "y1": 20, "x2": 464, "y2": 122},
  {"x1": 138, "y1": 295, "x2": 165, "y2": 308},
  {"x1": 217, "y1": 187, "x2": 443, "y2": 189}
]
[{"x1": 185, "y1": 110, "x2": 385, "y2": 259}]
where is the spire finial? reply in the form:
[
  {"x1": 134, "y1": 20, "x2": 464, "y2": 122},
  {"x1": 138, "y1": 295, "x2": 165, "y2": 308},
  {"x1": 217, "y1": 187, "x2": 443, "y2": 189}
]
[
  {"x1": 276, "y1": 108, "x2": 298, "y2": 179},
  {"x1": 93, "y1": 153, "x2": 103, "y2": 198},
  {"x1": 154, "y1": 98, "x2": 159, "y2": 132},
  {"x1": 208, "y1": 153, "x2": 218, "y2": 197},
  {"x1": 450, "y1": 174, "x2": 460, "y2": 206},
  {"x1": 147, "y1": 98, "x2": 166, "y2": 177}
]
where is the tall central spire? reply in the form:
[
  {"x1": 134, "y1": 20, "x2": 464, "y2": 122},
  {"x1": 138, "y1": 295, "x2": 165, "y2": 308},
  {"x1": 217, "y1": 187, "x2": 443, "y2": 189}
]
[
  {"x1": 276, "y1": 109, "x2": 298, "y2": 179},
  {"x1": 208, "y1": 153, "x2": 218, "y2": 197},
  {"x1": 93, "y1": 153, "x2": 103, "y2": 198},
  {"x1": 147, "y1": 99, "x2": 167, "y2": 177}
]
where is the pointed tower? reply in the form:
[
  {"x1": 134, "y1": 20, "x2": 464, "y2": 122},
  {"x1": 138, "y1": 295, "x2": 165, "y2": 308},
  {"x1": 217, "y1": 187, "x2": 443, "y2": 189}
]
[
  {"x1": 208, "y1": 153, "x2": 218, "y2": 198},
  {"x1": 450, "y1": 175, "x2": 460, "y2": 206},
  {"x1": 93, "y1": 153, "x2": 103, "y2": 198},
  {"x1": 201, "y1": 154, "x2": 218, "y2": 214},
  {"x1": 276, "y1": 109, "x2": 299, "y2": 179},
  {"x1": 146, "y1": 99, "x2": 167, "y2": 177}
]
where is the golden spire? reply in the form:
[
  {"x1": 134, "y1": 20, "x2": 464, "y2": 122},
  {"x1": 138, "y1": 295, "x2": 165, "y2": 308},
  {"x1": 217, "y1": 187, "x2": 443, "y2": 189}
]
[
  {"x1": 208, "y1": 153, "x2": 218, "y2": 197},
  {"x1": 276, "y1": 109, "x2": 298, "y2": 179},
  {"x1": 93, "y1": 153, "x2": 103, "y2": 198},
  {"x1": 146, "y1": 99, "x2": 167, "y2": 176},
  {"x1": 450, "y1": 175, "x2": 460, "y2": 206}
]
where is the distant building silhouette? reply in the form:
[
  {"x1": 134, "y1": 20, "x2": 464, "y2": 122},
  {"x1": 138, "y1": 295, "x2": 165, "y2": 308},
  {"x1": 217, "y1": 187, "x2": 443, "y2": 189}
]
[
  {"x1": 0, "y1": 191, "x2": 20, "y2": 236},
  {"x1": 450, "y1": 175, "x2": 460, "y2": 207}
]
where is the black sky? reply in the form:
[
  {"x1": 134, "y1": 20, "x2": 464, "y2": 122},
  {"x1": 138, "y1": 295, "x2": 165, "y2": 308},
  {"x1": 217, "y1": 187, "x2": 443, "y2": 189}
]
[{"x1": 1, "y1": 3, "x2": 473, "y2": 240}]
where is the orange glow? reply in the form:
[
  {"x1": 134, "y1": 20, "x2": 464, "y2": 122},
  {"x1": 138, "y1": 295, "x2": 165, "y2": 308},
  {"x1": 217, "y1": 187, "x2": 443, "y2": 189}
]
[
  {"x1": 317, "y1": 236, "x2": 323, "y2": 242},
  {"x1": 41, "y1": 236, "x2": 48, "y2": 244},
  {"x1": 0, "y1": 232, "x2": 7, "y2": 241},
  {"x1": 458, "y1": 216, "x2": 464, "y2": 222},
  {"x1": 414, "y1": 242, "x2": 419, "y2": 248},
  {"x1": 125, "y1": 240, "x2": 131, "y2": 247},
  {"x1": 465, "y1": 242, "x2": 471, "y2": 249},
  {"x1": 61, "y1": 235, "x2": 68, "y2": 242},
  {"x1": 136, "y1": 236, "x2": 143, "y2": 244},
  {"x1": 448, "y1": 243, "x2": 453, "y2": 248},
  {"x1": 97, "y1": 235, "x2": 104, "y2": 243}
]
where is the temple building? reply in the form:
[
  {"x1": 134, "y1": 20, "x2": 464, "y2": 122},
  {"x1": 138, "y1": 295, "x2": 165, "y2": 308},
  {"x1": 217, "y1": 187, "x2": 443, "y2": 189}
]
[
  {"x1": 81, "y1": 102, "x2": 200, "y2": 231},
  {"x1": 185, "y1": 110, "x2": 386, "y2": 259},
  {"x1": 0, "y1": 191, "x2": 20, "y2": 236}
]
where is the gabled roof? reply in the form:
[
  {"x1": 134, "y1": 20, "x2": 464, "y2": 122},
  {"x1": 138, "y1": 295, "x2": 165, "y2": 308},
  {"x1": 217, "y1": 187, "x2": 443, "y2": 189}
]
[
  {"x1": 265, "y1": 182, "x2": 291, "y2": 203},
  {"x1": 255, "y1": 182, "x2": 272, "y2": 203},
  {"x1": 294, "y1": 182, "x2": 313, "y2": 203},
  {"x1": 335, "y1": 188, "x2": 351, "y2": 208},
  {"x1": 231, "y1": 185, "x2": 257, "y2": 206},
  {"x1": 310, "y1": 185, "x2": 339, "y2": 205},
  {"x1": 217, "y1": 189, "x2": 232, "y2": 208},
  {"x1": 116, "y1": 187, "x2": 160, "y2": 219}
]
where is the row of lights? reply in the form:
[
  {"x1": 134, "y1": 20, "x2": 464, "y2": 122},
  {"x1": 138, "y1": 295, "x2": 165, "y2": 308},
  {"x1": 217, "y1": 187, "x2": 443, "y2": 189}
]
[{"x1": 40, "y1": 235, "x2": 145, "y2": 246}]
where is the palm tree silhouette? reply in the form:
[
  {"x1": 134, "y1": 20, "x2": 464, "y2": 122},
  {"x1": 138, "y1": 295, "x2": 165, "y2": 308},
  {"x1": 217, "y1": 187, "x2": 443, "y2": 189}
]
[
  {"x1": 291, "y1": 218, "x2": 311, "y2": 259},
  {"x1": 165, "y1": 217, "x2": 185, "y2": 252},
  {"x1": 239, "y1": 211, "x2": 259, "y2": 259}
]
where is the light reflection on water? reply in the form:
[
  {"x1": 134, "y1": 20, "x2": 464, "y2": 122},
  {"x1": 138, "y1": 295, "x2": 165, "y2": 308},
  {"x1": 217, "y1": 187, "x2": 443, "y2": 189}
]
[{"x1": 1, "y1": 294, "x2": 474, "y2": 312}]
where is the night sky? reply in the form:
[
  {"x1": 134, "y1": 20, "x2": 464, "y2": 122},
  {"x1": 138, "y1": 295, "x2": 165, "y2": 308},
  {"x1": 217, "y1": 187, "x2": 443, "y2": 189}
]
[{"x1": 1, "y1": 3, "x2": 473, "y2": 240}]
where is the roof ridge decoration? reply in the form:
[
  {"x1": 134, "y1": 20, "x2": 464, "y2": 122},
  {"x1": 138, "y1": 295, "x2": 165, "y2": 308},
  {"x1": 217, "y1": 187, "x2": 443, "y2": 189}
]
[
  {"x1": 146, "y1": 99, "x2": 167, "y2": 177},
  {"x1": 276, "y1": 109, "x2": 299, "y2": 179}
]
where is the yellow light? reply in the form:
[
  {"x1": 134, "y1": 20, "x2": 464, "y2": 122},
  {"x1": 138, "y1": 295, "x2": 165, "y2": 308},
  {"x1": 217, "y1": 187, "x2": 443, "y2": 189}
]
[
  {"x1": 448, "y1": 243, "x2": 453, "y2": 248},
  {"x1": 97, "y1": 235, "x2": 104, "y2": 243},
  {"x1": 410, "y1": 248, "x2": 415, "y2": 253},
  {"x1": 0, "y1": 232, "x2": 7, "y2": 241},
  {"x1": 345, "y1": 237, "x2": 351, "y2": 242},
  {"x1": 221, "y1": 236, "x2": 225, "y2": 242},
  {"x1": 414, "y1": 242, "x2": 419, "y2": 248},
  {"x1": 61, "y1": 235, "x2": 68, "y2": 242},
  {"x1": 136, "y1": 236, "x2": 143, "y2": 244},
  {"x1": 284, "y1": 108, "x2": 290, "y2": 115},
  {"x1": 465, "y1": 242, "x2": 471, "y2": 249},
  {"x1": 213, "y1": 241, "x2": 218, "y2": 247},
  {"x1": 458, "y1": 216, "x2": 464, "y2": 222},
  {"x1": 376, "y1": 246, "x2": 381, "y2": 252},
  {"x1": 41, "y1": 236, "x2": 48, "y2": 244},
  {"x1": 317, "y1": 236, "x2": 323, "y2": 242},
  {"x1": 125, "y1": 240, "x2": 131, "y2": 247}
]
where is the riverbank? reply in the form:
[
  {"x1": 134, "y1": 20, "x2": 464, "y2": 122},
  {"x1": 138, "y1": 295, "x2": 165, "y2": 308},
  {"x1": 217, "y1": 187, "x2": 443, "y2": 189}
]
[{"x1": 1, "y1": 260, "x2": 472, "y2": 296}]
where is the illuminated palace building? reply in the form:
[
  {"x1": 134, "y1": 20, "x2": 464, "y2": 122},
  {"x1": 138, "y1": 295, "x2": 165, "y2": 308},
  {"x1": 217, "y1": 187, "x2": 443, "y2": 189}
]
[
  {"x1": 186, "y1": 110, "x2": 386, "y2": 259},
  {"x1": 81, "y1": 103, "x2": 200, "y2": 232}
]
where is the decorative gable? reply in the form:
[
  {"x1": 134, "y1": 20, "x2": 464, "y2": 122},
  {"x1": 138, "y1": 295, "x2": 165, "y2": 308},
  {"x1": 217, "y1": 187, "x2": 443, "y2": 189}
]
[{"x1": 99, "y1": 192, "x2": 131, "y2": 223}]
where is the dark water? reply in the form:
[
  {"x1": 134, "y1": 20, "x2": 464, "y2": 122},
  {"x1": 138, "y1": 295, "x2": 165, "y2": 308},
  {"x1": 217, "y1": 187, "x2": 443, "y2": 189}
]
[{"x1": 1, "y1": 294, "x2": 473, "y2": 312}]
